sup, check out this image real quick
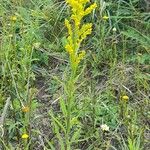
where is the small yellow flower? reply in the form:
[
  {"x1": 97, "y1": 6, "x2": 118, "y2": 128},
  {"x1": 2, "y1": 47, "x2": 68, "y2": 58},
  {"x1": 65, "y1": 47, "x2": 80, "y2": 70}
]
[
  {"x1": 22, "y1": 133, "x2": 29, "y2": 139},
  {"x1": 11, "y1": 16, "x2": 17, "y2": 21},
  {"x1": 22, "y1": 106, "x2": 30, "y2": 112},
  {"x1": 122, "y1": 95, "x2": 129, "y2": 101},
  {"x1": 102, "y1": 15, "x2": 109, "y2": 20},
  {"x1": 101, "y1": 124, "x2": 109, "y2": 131}
]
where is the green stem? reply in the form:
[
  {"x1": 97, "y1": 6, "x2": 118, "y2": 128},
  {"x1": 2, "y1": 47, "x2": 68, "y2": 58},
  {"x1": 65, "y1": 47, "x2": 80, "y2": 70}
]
[{"x1": 66, "y1": 70, "x2": 76, "y2": 150}]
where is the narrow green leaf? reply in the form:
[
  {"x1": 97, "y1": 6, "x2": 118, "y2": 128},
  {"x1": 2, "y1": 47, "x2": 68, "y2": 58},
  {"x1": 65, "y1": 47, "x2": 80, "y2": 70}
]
[
  {"x1": 49, "y1": 110, "x2": 66, "y2": 133},
  {"x1": 59, "y1": 97, "x2": 67, "y2": 117},
  {"x1": 53, "y1": 121, "x2": 65, "y2": 150}
]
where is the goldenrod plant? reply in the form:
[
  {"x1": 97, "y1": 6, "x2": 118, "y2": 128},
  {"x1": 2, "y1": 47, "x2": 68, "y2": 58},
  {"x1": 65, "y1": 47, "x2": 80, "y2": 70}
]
[
  {"x1": 0, "y1": 0, "x2": 150, "y2": 149},
  {"x1": 65, "y1": 0, "x2": 96, "y2": 148},
  {"x1": 49, "y1": 0, "x2": 97, "y2": 149}
]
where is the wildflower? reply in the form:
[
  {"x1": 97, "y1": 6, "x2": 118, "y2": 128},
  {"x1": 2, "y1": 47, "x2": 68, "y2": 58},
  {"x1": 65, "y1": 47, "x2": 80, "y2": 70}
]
[
  {"x1": 22, "y1": 106, "x2": 30, "y2": 113},
  {"x1": 10, "y1": 16, "x2": 17, "y2": 21},
  {"x1": 101, "y1": 124, "x2": 109, "y2": 131},
  {"x1": 22, "y1": 133, "x2": 29, "y2": 139},
  {"x1": 102, "y1": 15, "x2": 109, "y2": 20},
  {"x1": 65, "y1": 0, "x2": 96, "y2": 70},
  {"x1": 79, "y1": 23, "x2": 92, "y2": 43},
  {"x1": 122, "y1": 95, "x2": 129, "y2": 101}
]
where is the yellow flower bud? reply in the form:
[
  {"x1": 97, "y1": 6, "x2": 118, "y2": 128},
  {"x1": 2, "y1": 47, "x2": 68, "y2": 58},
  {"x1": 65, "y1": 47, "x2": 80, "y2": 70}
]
[
  {"x1": 103, "y1": 15, "x2": 109, "y2": 20},
  {"x1": 22, "y1": 133, "x2": 29, "y2": 139},
  {"x1": 122, "y1": 95, "x2": 129, "y2": 101},
  {"x1": 11, "y1": 16, "x2": 17, "y2": 21}
]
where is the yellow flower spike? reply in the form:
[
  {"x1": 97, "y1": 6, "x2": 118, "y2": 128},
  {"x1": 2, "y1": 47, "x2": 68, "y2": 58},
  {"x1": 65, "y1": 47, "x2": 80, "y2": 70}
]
[
  {"x1": 10, "y1": 16, "x2": 17, "y2": 21},
  {"x1": 65, "y1": 19, "x2": 72, "y2": 36},
  {"x1": 122, "y1": 95, "x2": 129, "y2": 101},
  {"x1": 103, "y1": 15, "x2": 109, "y2": 20},
  {"x1": 79, "y1": 27, "x2": 92, "y2": 43},
  {"x1": 84, "y1": 3, "x2": 97, "y2": 16},
  {"x1": 79, "y1": 23, "x2": 92, "y2": 36},
  {"x1": 66, "y1": 0, "x2": 96, "y2": 28},
  {"x1": 22, "y1": 133, "x2": 29, "y2": 139},
  {"x1": 22, "y1": 106, "x2": 30, "y2": 113},
  {"x1": 65, "y1": 0, "x2": 96, "y2": 69},
  {"x1": 78, "y1": 23, "x2": 92, "y2": 43},
  {"x1": 78, "y1": 50, "x2": 86, "y2": 59},
  {"x1": 76, "y1": 50, "x2": 86, "y2": 64}
]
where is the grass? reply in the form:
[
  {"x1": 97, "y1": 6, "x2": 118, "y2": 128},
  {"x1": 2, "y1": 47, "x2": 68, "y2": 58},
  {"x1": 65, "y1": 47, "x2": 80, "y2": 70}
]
[{"x1": 0, "y1": 0, "x2": 150, "y2": 149}]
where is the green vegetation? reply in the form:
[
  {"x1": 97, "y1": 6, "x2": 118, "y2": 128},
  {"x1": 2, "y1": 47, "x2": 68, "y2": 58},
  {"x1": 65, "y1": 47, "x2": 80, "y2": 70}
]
[{"x1": 0, "y1": 0, "x2": 149, "y2": 149}]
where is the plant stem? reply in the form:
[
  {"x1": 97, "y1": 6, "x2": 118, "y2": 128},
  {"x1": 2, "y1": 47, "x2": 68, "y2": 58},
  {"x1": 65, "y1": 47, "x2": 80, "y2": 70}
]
[{"x1": 66, "y1": 71, "x2": 75, "y2": 150}]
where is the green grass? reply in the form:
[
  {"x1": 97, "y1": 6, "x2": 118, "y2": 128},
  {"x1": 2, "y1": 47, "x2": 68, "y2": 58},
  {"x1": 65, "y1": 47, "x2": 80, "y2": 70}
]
[{"x1": 0, "y1": 0, "x2": 149, "y2": 149}]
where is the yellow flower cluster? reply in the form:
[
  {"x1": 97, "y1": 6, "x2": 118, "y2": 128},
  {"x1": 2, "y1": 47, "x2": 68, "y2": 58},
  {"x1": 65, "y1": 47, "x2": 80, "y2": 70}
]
[{"x1": 65, "y1": 0, "x2": 97, "y2": 71}]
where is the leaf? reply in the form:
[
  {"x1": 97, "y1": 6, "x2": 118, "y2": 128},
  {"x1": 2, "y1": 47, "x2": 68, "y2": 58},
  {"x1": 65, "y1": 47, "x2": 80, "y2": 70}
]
[
  {"x1": 61, "y1": 36, "x2": 67, "y2": 47},
  {"x1": 70, "y1": 117, "x2": 79, "y2": 126},
  {"x1": 45, "y1": 139, "x2": 56, "y2": 150},
  {"x1": 49, "y1": 110, "x2": 65, "y2": 150},
  {"x1": 71, "y1": 128, "x2": 81, "y2": 144},
  {"x1": 49, "y1": 110, "x2": 66, "y2": 133},
  {"x1": 53, "y1": 120, "x2": 65, "y2": 150},
  {"x1": 59, "y1": 97, "x2": 67, "y2": 117}
]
